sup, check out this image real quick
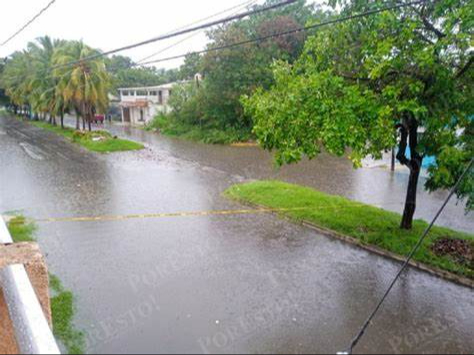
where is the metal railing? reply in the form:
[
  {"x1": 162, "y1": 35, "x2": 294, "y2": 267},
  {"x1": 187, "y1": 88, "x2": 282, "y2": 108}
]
[{"x1": 0, "y1": 217, "x2": 60, "y2": 354}]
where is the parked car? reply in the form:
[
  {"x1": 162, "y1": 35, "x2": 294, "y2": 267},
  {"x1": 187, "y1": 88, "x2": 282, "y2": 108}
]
[{"x1": 92, "y1": 114, "x2": 105, "y2": 124}]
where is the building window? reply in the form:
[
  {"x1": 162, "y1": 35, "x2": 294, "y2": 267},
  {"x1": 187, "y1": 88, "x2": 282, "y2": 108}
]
[
  {"x1": 137, "y1": 90, "x2": 147, "y2": 96},
  {"x1": 122, "y1": 91, "x2": 129, "y2": 96},
  {"x1": 149, "y1": 91, "x2": 157, "y2": 96}
]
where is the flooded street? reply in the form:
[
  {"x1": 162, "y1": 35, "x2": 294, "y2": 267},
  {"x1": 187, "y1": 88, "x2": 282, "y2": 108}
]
[
  {"x1": 103, "y1": 120, "x2": 473, "y2": 234},
  {"x1": 0, "y1": 114, "x2": 473, "y2": 354}
]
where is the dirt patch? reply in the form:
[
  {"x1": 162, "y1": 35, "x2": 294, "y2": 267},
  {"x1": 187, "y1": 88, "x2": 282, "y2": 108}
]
[{"x1": 432, "y1": 238, "x2": 473, "y2": 267}]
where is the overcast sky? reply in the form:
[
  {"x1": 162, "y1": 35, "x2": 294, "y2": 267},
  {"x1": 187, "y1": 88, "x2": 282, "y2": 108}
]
[{"x1": 0, "y1": 0, "x2": 321, "y2": 69}]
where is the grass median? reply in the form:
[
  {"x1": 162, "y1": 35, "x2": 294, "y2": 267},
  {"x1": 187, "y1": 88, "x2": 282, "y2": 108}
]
[
  {"x1": 225, "y1": 181, "x2": 473, "y2": 279},
  {"x1": 7, "y1": 216, "x2": 85, "y2": 354},
  {"x1": 30, "y1": 120, "x2": 144, "y2": 153}
]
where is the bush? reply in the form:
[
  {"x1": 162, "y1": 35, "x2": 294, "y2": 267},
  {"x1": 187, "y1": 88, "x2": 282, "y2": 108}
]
[
  {"x1": 72, "y1": 130, "x2": 112, "y2": 143},
  {"x1": 145, "y1": 113, "x2": 252, "y2": 144}
]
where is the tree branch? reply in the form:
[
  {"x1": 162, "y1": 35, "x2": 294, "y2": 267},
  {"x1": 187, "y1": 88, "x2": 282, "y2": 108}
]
[
  {"x1": 421, "y1": 17, "x2": 446, "y2": 39},
  {"x1": 456, "y1": 56, "x2": 473, "y2": 79},
  {"x1": 413, "y1": 30, "x2": 435, "y2": 45},
  {"x1": 409, "y1": 3, "x2": 446, "y2": 40},
  {"x1": 396, "y1": 116, "x2": 422, "y2": 171},
  {"x1": 340, "y1": 73, "x2": 371, "y2": 82},
  {"x1": 396, "y1": 121, "x2": 412, "y2": 170}
]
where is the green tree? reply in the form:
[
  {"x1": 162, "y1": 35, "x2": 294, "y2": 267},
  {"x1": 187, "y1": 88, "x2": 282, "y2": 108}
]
[
  {"x1": 167, "y1": 81, "x2": 206, "y2": 125},
  {"x1": 53, "y1": 41, "x2": 110, "y2": 131},
  {"x1": 28, "y1": 36, "x2": 67, "y2": 126},
  {"x1": 243, "y1": 0, "x2": 473, "y2": 229},
  {"x1": 1, "y1": 51, "x2": 35, "y2": 115},
  {"x1": 172, "y1": 0, "x2": 321, "y2": 130},
  {"x1": 179, "y1": 53, "x2": 202, "y2": 80},
  {"x1": 106, "y1": 55, "x2": 180, "y2": 92},
  {"x1": 0, "y1": 58, "x2": 9, "y2": 106}
]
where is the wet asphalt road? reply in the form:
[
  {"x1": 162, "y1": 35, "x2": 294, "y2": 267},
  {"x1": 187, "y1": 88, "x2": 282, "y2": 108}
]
[{"x1": 0, "y1": 114, "x2": 473, "y2": 354}]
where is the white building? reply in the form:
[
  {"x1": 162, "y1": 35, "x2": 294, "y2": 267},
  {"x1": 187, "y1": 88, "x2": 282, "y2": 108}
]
[{"x1": 118, "y1": 83, "x2": 176, "y2": 125}]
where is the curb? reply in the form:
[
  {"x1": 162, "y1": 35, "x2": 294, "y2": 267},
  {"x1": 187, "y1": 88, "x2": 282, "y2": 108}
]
[
  {"x1": 299, "y1": 220, "x2": 473, "y2": 289},
  {"x1": 226, "y1": 195, "x2": 473, "y2": 289}
]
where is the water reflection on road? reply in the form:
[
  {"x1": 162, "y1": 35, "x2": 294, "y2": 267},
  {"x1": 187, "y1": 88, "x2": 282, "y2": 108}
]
[
  {"x1": 1, "y1": 115, "x2": 472, "y2": 354},
  {"x1": 105, "y1": 121, "x2": 472, "y2": 233}
]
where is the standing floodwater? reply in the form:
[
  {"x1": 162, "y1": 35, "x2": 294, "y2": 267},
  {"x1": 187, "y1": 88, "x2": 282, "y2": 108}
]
[{"x1": 1, "y1": 115, "x2": 472, "y2": 354}]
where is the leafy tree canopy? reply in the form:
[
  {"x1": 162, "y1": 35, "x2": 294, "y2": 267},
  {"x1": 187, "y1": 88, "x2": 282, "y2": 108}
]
[
  {"x1": 0, "y1": 58, "x2": 9, "y2": 105},
  {"x1": 106, "y1": 55, "x2": 180, "y2": 92},
  {"x1": 243, "y1": 0, "x2": 473, "y2": 226},
  {"x1": 175, "y1": 0, "x2": 327, "y2": 129}
]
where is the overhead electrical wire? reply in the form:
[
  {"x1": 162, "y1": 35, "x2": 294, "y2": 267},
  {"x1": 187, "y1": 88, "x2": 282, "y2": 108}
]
[
  {"x1": 5, "y1": 4, "x2": 472, "y2": 353},
  {"x1": 50, "y1": 0, "x2": 298, "y2": 70},
  {"x1": 136, "y1": 0, "x2": 258, "y2": 64},
  {"x1": 341, "y1": 158, "x2": 474, "y2": 355},
  {"x1": 1, "y1": 0, "x2": 273, "y2": 84},
  {"x1": 137, "y1": 0, "x2": 428, "y2": 66},
  {"x1": 1, "y1": 0, "x2": 58, "y2": 47},
  {"x1": 5, "y1": 0, "x2": 428, "y2": 89}
]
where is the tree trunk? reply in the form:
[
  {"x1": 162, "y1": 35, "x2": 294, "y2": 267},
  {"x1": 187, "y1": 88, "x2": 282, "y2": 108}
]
[
  {"x1": 60, "y1": 112, "x2": 64, "y2": 129},
  {"x1": 88, "y1": 105, "x2": 92, "y2": 132},
  {"x1": 81, "y1": 102, "x2": 87, "y2": 131},
  {"x1": 401, "y1": 161, "x2": 422, "y2": 229},
  {"x1": 76, "y1": 114, "x2": 80, "y2": 130},
  {"x1": 396, "y1": 116, "x2": 423, "y2": 230}
]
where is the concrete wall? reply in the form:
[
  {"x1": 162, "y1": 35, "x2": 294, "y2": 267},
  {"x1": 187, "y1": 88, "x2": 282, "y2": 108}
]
[
  {"x1": 120, "y1": 87, "x2": 173, "y2": 125},
  {"x1": 122, "y1": 102, "x2": 171, "y2": 125},
  {"x1": 0, "y1": 249, "x2": 52, "y2": 354}
]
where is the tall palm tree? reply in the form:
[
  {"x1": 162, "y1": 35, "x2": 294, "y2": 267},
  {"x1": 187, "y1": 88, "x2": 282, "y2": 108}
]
[
  {"x1": 28, "y1": 36, "x2": 66, "y2": 124},
  {"x1": 53, "y1": 41, "x2": 110, "y2": 131},
  {"x1": 2, "y1": 51, "x2": 35, "y2": 116}
]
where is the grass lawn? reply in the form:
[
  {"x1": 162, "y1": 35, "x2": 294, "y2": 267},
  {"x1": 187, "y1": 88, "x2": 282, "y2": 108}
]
[
  {"x1": 7, "y1": 216, "x2": 85, "y2": 354},
  {"x1": 225, "y1": 181, "x2": 473, "y2": 279},
  {"x1": 30, "y1": 120, "x2": 144, "y2": 153},
  {"x1": 145, "y1": 114, "x2": 252, "y2": 145}
]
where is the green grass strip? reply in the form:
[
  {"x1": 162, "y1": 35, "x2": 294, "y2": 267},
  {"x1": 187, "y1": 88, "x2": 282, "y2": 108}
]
[
  {"x1": 7, "y1": 216, "x2": 86, "y2": 354},
  {"x1": 225, "y1": 181, "x2": 473, "y2": 279},
  {"x1": 29, "y1": 120, "x2": 144, "y2": 153}
]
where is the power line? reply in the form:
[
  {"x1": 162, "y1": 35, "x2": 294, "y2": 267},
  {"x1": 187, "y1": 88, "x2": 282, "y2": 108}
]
[
  {"x1": 137, "y1": 0, "x2": 427, "y2": 67},
  {"x1": 23, "y1": 1, "x2": 258, "y2": 77},
  {"x1": 5, "y1": 0, "x2": 427, "y2": 86},
  {"x1": 50, "y1": 0, "x2": 298, "y2": 70},
  {"x1": 341, "y1": 158, "x2": 474, "y2": 355},
  {"x1": 136, "y1": 0, "x2": 258, "y2": 64},
  {"x1": 1, "y1": 0, "x2": 58, "y2": 47}
]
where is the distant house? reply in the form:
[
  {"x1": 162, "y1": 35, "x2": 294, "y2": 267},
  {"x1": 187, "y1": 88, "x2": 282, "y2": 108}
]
[{"x1": 118, "y1": 83, "x2": 176, "y2": 125}]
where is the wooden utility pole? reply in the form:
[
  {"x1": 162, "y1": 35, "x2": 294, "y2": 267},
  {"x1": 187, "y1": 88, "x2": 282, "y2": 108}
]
[{"x1": 391, "y1": 148, "x2": 396, "y2": 171}]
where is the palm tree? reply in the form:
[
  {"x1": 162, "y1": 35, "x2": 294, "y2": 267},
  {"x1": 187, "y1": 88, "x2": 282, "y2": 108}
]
[
  {"x1": 28, "y1": 36, "x2": 65, "y2": 124},
  {"x1": 53, "y1": 41, "x2": 110, "y2": 131},
  {"x1": 2, "y1": 51, "x2": 35, "y2": 116}
]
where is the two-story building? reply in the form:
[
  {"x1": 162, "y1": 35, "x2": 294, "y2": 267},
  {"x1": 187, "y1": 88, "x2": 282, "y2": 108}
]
[{"x1": 118, "y1": 83, "x2": 176, "y2": 125}]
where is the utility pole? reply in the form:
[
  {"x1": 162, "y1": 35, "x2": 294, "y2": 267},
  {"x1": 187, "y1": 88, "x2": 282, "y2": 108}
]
[{"x1": 391, "y1": 148, "x2": 396, "y2": 172}]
